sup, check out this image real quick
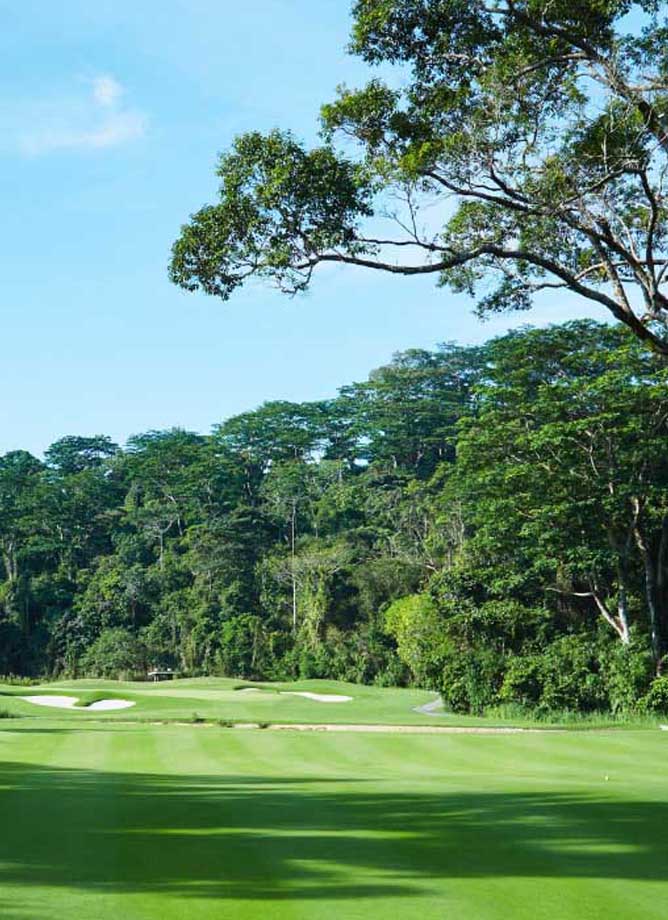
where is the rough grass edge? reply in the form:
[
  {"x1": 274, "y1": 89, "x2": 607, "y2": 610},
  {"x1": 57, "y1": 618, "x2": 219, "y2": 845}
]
[{"x1": 483, "y1": 703, "x2": 663, "y2": 729}]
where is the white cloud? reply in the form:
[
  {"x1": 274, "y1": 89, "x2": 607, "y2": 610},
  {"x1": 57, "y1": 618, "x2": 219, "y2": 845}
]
[
  {"x1": 20, "y1": 111, "x2": 146, "y2": 156},
  {"x1": 92, "y1": 75, "x2": 124, "y2": 108},
  {"x1": 8, "y1": 75, "x2": 147, "y2": 156}
]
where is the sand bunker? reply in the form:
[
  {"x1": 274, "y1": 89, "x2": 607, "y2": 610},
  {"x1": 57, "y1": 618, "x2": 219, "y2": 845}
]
[
  {"x1": 281, "y1": 691, "x2": 352, "y2": 703},
  {"x1": 21, "y1": 695, "x2": 79, "y2": 709},
  {"x1": 87, "y1": 699, "x2": 136, "y2": 711},
  {"x1": 235, "y1": 687, "x2": 352, "y2": 702},
  {"x1": 20, "y1": 695, "x2": 135, "y2": 711}
]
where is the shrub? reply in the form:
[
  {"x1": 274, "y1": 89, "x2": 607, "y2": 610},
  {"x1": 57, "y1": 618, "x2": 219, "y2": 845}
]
[
  {"x1": 296, "y1": 643, "x2": 331, "y2": 680},
  {"x1": 439, "y1": 645, "x2": 505, "y2": 714},
  {"x1": 538, "y1": 636, "x2": 605, "y2": 712},
  {"x1": 599, "y1": 635, "x2": 654, "y2": 713},
  {"x1": 80, "y1": 627, "x2": 145, "y2": 680},
  {"x1": 499, "y1": 636, "x2": 606, "y2": 713},
  {"x1": 499, "y1": 655, "x2": 544, "y2": 707},
  {"x1": 384, "y1": 593, "x2": 448, "y2": 689},
  {"x1": 640, "y1": 676, "x2": 668, "y2": 713},
  {"x1": 0, "y1": 675, "x2": 39, "y2": 686}
]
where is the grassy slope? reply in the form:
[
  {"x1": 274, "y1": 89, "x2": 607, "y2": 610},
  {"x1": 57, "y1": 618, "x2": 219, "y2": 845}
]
[
  {"x1": 0, "y1": 677, "x2": 662, "y2": 728},
  {"x1": 0, "y1": 719, "x2": 666, "y2": 920},
  {"x1": 0, "y1": 677, "x2": 443, "y2": 725}
]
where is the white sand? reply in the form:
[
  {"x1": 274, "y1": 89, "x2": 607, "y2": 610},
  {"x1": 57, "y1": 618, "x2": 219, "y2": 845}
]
[
  {"x1": 235, "y1": 687, "x2": 352, "y2": 702},
  {"x1": 87, "y1": 699, "x2": 135, "y2": 711},
  {"x1": 20, "y1": 695, "x2": 135, "y2": 711},
  {"x1": 21, "y1": 695, "x2": 79, "y2": 709},
  {"x1": 281, "y1": 691, "x2": 352, "y2": 703}
]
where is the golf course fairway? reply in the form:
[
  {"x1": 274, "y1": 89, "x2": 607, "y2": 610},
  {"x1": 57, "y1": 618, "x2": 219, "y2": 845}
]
[{"x1": 0, "y1": 682, "x2": 666, "y2": 919}]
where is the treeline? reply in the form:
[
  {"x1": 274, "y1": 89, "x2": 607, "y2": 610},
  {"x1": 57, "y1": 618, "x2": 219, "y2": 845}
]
[{"x1": 2, "y1": 320, "x2": 668, "y2": 714}]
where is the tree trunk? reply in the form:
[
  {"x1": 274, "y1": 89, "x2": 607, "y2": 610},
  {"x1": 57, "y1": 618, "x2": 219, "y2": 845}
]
[
  {"x1": 616, "y1": 584, "x2": 631, "y2": 646},
  {"x1": 2, "y1": 539, "x2": 18, "y2": 584},
  {"x1": 590, "y1": 590, "x2": 630, "y2": 645}
]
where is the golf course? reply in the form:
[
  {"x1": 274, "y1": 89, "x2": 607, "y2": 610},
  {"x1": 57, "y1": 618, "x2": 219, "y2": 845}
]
[
  {"x1": 6, "y1": 1, "x2": 668, "y2": 917},
  {"x1": 1, "y1": 679, "x2": 666, "y2": 919}
]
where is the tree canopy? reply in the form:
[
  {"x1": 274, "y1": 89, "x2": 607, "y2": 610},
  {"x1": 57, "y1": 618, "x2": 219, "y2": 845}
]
[
  {"x1": 171, "y1": 1, "x2": 668, "y2": 354},
  {"x1": 2, "y1": 322, "x2": 668, "y2": 714}
]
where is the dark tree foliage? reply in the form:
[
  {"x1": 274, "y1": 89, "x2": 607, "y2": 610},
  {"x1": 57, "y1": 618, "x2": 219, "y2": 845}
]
[{"x1": 2, "y1": 323, "x2": 667, "y2": 713}]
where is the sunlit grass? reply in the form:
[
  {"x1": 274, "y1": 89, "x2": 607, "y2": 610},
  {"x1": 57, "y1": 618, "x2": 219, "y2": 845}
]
[{"x1": 0, "y1": 716, "x2": 666, "y2": 920}]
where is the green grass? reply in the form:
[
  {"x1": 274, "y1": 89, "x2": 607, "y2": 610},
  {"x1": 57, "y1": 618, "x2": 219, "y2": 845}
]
[
  {"x1": 0, "y1": 679, "x2": 666, "y2": 918},
  {"x1": 0, "y1": 677, "x2": 445, "y2": 725},
  {"x1": 0, "y1": 676, "x2": 663, "y2": 728}
]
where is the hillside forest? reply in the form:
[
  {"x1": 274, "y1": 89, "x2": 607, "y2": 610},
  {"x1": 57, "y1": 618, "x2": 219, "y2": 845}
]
[{"x1": 2, "y1": 320, "x2": 668, "y2": 716}]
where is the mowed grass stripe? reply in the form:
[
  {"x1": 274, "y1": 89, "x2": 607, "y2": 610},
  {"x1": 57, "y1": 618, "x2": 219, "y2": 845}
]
[{"x1": 0, "y1": 710, "x2": 667, "y2": 918}]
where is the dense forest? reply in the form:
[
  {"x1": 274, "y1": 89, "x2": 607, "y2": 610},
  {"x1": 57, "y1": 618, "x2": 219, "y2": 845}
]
[{"x1": 2, "y1": 320, "x2": 668, "y2": 715}]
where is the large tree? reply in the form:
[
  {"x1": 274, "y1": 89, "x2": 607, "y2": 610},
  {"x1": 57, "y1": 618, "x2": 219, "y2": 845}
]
[
  {"x1": 452, "y1": 321, "x2": 668, "y2": 669},
  {"x1": 170, "y1": 0, "x2": 668, "y2": 354}
]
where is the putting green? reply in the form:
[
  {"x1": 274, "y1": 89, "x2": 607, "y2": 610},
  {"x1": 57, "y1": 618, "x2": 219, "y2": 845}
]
[
  {"x1": 0, "y1": 677, "x2": 446, "y2": 726},
  {"x1": 0, "y1": 694, "x2": 666, "y2": 919}
]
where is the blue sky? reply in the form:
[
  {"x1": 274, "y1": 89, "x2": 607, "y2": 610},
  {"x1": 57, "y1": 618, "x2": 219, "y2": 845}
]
[{"x1": 0, "y1": 0, "x2": 609, "y2": 456}]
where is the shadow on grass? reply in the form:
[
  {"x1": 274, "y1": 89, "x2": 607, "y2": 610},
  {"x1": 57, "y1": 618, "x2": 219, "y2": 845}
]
[
  {"x1": 0, "y1": 757, "x2": 666, "y2": 904},
  {"x1": 0, "y1": 901, "x2": 35, "y2": 920}
]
